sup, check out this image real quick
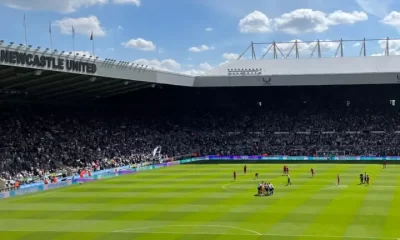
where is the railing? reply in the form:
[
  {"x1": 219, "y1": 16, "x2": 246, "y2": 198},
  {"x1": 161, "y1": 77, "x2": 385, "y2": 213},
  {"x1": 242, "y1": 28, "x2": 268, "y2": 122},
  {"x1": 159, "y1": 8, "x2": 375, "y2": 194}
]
[{"x1": 238, "y1": 38, "x2": 400, "y2": 60}]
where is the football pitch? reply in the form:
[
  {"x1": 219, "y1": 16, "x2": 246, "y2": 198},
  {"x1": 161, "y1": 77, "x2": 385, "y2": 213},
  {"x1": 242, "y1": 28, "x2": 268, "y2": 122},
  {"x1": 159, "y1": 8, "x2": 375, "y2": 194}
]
[{"x1": 0, "y1": 163, "x2": 400, "y2": 240}]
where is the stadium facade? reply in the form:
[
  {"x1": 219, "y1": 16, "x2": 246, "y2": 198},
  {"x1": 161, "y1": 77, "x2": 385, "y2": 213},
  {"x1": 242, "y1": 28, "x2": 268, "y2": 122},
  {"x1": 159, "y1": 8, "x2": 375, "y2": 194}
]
[{"x1": 1, "y1": 38, "x2": 400, "y2": 108}]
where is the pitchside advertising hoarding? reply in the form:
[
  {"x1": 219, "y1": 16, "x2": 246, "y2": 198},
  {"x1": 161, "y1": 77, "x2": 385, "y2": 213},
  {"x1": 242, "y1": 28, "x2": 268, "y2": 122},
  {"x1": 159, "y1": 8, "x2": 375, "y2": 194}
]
[
  {"x1": 0, "y1": 50, "x2": 97, "y2": 74},
  {"x1": 0, "y1": 192, "x2": 10, "y2": 199},
  {"x1": 203, "y1": 156, "x2": 400, "y2": 160}
]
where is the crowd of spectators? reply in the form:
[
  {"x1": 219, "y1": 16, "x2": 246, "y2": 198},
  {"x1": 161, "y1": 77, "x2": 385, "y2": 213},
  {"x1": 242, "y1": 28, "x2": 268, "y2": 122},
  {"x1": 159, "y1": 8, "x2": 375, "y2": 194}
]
[{"x1": 1, "y1": 105, "x2": 400, "y2": 186}]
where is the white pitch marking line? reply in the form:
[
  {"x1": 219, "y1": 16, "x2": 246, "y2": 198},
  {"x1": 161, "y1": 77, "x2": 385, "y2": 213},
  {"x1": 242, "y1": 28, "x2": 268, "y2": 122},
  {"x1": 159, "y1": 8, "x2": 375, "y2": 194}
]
[
  {"x1": 0, "y1": 228, "x2": 396, "y2": 239},
  {"x1": 222, "y1": 183, "x2": 234, "y2": 191},
  {"x1": 114, "y1": 224, "x2": 262, "y2": 235},
  {"x1": 259, "y1": 233, "x2": 397, "y2": 239},
  {"x1": 114, "y1": 226, "x2": 397, "y2": 239}
]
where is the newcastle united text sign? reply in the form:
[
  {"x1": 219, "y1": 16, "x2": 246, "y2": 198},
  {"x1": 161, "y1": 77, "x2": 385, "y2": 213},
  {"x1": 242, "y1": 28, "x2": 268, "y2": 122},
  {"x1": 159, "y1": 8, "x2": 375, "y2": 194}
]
[{"x1": 0, "y1": 50, "x2": 96, "y2": 74}]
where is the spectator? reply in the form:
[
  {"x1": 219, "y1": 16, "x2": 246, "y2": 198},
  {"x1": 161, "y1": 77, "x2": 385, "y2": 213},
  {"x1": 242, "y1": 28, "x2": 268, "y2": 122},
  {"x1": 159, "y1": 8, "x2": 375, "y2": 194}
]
[{"x1": 1, "y1": 104, "x2": 400, "y2": 186}]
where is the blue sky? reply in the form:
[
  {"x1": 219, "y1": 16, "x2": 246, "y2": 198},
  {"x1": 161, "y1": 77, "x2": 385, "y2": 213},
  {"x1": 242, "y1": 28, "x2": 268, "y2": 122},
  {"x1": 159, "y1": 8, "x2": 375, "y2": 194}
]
[{"x1": 0, "y1": 0, "x2": 399, "y2": 75}]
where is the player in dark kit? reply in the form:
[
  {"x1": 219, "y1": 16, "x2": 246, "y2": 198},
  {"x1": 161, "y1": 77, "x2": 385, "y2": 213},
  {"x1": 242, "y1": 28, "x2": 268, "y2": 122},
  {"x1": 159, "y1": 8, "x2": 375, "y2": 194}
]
[
  {"x1": 254, "y1": 172, "x2": 259, "y2": 180},
  {"x1": 244, "y1": 165, "x2": 247, "y2": 175},
  {"x1": 360, "y1": 173, "x2": 364, "y2": 184},
  {"x1": 366, "y1": 175, "x2": 370, "y2": 186},
  {"x1": 337, "y1": 174, "x2": 340, "y2": 186},
  {"x1": 283, "y1": 165, "x2": 286, "y2": 175},
  {"x1": 311, "y1": 168, "x2": 315, "y2": 177},
  {"x1": 383, "y1": 160, "x2": 387, "y2": 169},
  {"x1": 233, "y1": 171, "x2": 236, "y2": 181}
]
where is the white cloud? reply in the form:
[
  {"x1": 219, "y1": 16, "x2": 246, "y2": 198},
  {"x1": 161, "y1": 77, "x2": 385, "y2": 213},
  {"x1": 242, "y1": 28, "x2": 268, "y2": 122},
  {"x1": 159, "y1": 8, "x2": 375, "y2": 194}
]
[
  {"x1": 263, "y1": 39, "x2": 338, "y2": 57},
  {"x1": 222, "y1": 53, "x2": 240, "y2": 61},
  {"x1": 182, "y1": 69, "x2": 206, "y2": 76},
  {"x1": 117, "y1": 25, "x2": 124, "y2": 31},
  {"x1": 205, "y1": 27, "x2": 213, "y2": 31},
  {"x1": 316, "y1": 40, "x2": 339, "y2": 52},
  {"x1": 370, "y1": 53, "x2": 384, "y2": 56},
  {"x1": 198, "y1": 62, "x2": 213, "y2": 71},
  {"x1": 122, "y1": 38, "x2": 156, "y2": 51},
  {"x1": 182, "y1": 63, "x2": 213, "y2": 76},
  {"x1": 0, "y1": 0, "x2": 140, "y2": 13},
  {"x1": 239, "y1": 9, "x2": 367, "y2": 34},
  {"x1": 274, "y1": 9, "x2": 367, "y2": 34},
  {"x1": 239, "y1": 10, "x2": 272, "y2": 33},
  {"x1": 54, "y1": 15, "x2": 106, "y2": 37},
  {"x1": 355, "y1": 0, "x2": 392, "y2": 18},
  {"x1": 273, "y1": 9, "x2": 329, "y2": 34},
  {"x1": 188, "y1": 45, "x2": 215, "y2": 53},
  {"x1": 272, "y1": 39, "x2": 306, "y2": 53},
  {"x1": 353, "y1": 42, "x2": 361, "y2": 47},
  {"x1": 381, "y1": 11, "x2": 400, "y2": 29},
  {"x1": 112, "y1": 0, "x2": 140, "y2": 6},
  {"x1": 134, "y1": 58, "x2": 213, "y2": 76},
  {"x1": 371, "y1": 39, "x2": 400, "y2": 56},
  {"x1": 328, "y1": 10, "x2": 368, "y2": 24},
  {"x1": 134, "y1": 58, "x2": 181, "y2": 72}
]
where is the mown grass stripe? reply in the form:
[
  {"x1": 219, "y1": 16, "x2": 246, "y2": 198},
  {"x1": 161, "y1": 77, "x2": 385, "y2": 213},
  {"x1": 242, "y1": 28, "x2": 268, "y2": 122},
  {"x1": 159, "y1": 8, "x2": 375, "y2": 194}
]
[
  {"x1": 342, "y1": 164, "x2": 390, "y2": 239},
  {"x1": 1, "y1": 164, "x2": 400, "y2": 240},
  {"x1": 258, "y1": 163, "x2": 350, "y2": 236},
  {"x1": 381, "y1": 165, "x2": 400, "y2": 239},
  {"x1": 298, "y1": 164, "x2": 381, "y2": 238}
]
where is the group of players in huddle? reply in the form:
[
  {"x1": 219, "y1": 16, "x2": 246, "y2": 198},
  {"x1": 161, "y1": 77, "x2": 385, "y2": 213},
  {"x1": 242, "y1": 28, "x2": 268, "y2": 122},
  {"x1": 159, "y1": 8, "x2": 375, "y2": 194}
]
[{"x1": 257, "y1": 181, "x2": 275, "y2": 196}]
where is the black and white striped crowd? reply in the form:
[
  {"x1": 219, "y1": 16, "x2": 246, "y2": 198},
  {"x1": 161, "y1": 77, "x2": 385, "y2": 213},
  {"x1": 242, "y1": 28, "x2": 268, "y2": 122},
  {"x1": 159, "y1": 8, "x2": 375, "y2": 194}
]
[{"x1": 1, "y1": 104, "x2": 400, "y2": 186}]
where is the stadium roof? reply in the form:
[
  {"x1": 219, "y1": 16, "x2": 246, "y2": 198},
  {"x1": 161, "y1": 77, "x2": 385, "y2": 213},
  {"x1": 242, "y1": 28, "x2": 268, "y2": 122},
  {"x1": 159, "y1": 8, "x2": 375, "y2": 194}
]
[
  {"x1": 2, "y1": 38, "x2": 400, "y2": 103},
  {"x1": 196, "y1": 38, "x2": 400, "y2": 87},
  {"x1": 0, "y1": 41, "x2": 194, "y2": 103}
]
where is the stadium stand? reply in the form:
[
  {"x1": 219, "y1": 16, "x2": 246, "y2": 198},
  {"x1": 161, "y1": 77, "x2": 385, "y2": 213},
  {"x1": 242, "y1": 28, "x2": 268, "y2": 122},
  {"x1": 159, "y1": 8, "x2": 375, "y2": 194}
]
[
  {"x1": 3, "y1": 38, "x2": 400, "y2": 190},
  {"x1": 2, "y1": 83, "x2": 400, "y2": 188}
]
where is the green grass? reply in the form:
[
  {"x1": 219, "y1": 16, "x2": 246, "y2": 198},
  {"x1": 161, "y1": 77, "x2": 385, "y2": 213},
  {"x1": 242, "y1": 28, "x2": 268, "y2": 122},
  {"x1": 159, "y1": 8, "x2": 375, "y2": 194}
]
[{"x1": 0, "y1": 163, "x2": 399, "y2": 240}]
